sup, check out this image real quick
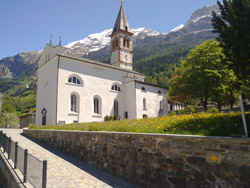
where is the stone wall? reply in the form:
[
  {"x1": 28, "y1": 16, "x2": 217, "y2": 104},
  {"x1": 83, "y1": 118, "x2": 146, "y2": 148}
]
[
  {"x1": 23, "y1": 129, "x2": 250, "y2": 188},
  {"x1": 20, "y1": 113, "x2": 35, "y2": 128}
]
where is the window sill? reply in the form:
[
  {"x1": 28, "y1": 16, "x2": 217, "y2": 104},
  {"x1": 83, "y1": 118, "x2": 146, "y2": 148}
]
[
  {"x1": 110, "y1": 90, "x2": 121, "y2": 93},
  {"x1": 68, "y1": 112, "x2": 79, "y2": 116},
  {"x1": 92, "y1": 114, "x2": 102, "y2": 118},
  {"x1": 65, "y1": 83, "x2": 84, "y2": 87}
]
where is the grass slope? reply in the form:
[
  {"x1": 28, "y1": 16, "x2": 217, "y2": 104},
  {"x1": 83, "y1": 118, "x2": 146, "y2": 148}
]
[{"x1": 29, "y1": 112, "x2": 250, "y2": 136}]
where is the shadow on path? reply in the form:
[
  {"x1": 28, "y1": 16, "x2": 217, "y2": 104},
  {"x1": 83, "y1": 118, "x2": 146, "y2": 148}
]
[{"x1": 21, "y1": 133, "x2": 134, "y2": 188}]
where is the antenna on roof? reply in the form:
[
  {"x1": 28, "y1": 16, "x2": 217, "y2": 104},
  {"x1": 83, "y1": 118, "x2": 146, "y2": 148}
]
[
  {"x1": 59, "y1": 35, "x2": 62, "y2": 46},
  {"x1": 50, "y1": 34, "x2": 53, "y2": 45}
]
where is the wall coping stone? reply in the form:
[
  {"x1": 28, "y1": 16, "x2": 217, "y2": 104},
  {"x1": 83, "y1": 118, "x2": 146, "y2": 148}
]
[{"x1": 24, "y1": 128, "x2": 250, "y2": 141}]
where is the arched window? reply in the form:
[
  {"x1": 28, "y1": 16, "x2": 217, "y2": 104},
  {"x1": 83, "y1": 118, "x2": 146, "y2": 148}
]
[
  {"x1": 143, "y1": 114, "x2": 148, "y2": 119},
  {"x1": 94, "y1": 96, "x2": 101, "y2": 114},
  {"x1": 111, "y1": 84, "x2": 121, "y2": 92},
  {"x1": 113, "y1": 40, "x2": 116, "y2": 49},
  {"x1": 158, "y1": 90, "x2": 162, "y2": 95},
  {"x1": 115, "y1": 40, "x2": 118, "y2": 48},
  {"x1": 68, "y1": 76, "x2": 81, "y2": 85},
  {"x1": 143, "y1": 98, "x2": 147, "y2": 110},
  {"x1": 141, "y1": 87, "x2": 146, "y2": 92},
  {"x1": 71, "y1": 94, "x2": 78, "y2": 112},
  {"x1": 123, "y1": 39, "x2": 130, "y2": 48},
  {"x1": 114, "y1": 100, "x2": 119, "y2": 116},
  {"x1": 126, "y1": 40, "x2": 130, "y2": 48},
  {"x1": 125, "y1": 26, "x2": 128, "y2": 31}
]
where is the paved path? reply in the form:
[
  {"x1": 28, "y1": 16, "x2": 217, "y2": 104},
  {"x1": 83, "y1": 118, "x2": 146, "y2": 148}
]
[{"x1": 0, "y1": 129, "x2": 134, "y2": 188}]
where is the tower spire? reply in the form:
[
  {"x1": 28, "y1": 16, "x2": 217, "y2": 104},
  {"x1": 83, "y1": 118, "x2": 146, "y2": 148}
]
[
  {"x1": 112, "y1": 0, "x2": 131, "y2": 34},
  {"x1": 110, "y1": 1, "x2": 134, "y2": 70}
]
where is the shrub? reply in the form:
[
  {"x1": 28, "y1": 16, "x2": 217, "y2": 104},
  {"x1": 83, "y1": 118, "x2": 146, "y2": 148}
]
[
  {"x1": 104, "y1": 115, "x2": 113, "y2": 121},
  {"x1": 0, "y1": 113, "x2": 19, "y2": 128},
  {"x1": 207, "y1": 107, "x2": 219, "y2": 113}
]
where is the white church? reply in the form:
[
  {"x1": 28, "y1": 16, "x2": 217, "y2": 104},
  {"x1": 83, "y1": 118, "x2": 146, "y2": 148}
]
[{"x1": 35, "y1": 2, "x2": 168, "y2": 125}]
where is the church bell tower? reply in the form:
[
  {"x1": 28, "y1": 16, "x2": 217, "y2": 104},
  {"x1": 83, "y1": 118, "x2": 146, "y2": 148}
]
[{"x1": 110, "y1": 1, "x2": 133, "y2": 70}]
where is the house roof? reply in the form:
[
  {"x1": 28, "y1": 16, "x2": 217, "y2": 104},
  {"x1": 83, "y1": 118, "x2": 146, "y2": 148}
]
[
  {"x1": 58, "y1": 54, "x2": 145, "y2": 76},
  {"x1": 135, "y1": 80, "x2": 169, "y2": 89},
  {"x1": 112, "y1": 2, "x2": 131, "y2": 35}
]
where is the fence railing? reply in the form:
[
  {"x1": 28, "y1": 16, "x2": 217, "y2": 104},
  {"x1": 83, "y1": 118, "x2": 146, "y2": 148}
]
[{"x1": 0, "y1": 131, "x2": 47, "y2": 188}]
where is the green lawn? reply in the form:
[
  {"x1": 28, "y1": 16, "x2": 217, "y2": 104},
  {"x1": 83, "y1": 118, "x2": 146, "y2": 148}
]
[{"x1": 29, "y1": 112, "x2": 250, "y2": 136}]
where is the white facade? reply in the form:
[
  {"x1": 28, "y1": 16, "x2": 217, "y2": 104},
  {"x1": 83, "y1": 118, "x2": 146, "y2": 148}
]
[{"x1": 35, "y1": 2, "x2": 168, "y2": 125}]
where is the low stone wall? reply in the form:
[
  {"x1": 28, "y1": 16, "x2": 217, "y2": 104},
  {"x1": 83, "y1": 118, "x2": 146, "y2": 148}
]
[
  {"x1": 20, "y1": 113, "x2": 35, "y2": 128},
  {"x1": 23, "y1": 129, "x2": 250, "y2": 188}
]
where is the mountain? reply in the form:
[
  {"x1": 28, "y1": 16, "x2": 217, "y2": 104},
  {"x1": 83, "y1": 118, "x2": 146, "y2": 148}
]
[
  {"x1": 0, "y1": 5, "x2": 219, "y2": 80},
  {"x1": 0, "y1": 51, "x2": 42, "y2": 78},
  {"x1": 63, "y1": 28, "x2": 162, "y2": 58}
]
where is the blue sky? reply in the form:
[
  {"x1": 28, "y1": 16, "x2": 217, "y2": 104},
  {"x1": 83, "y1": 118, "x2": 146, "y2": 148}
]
[{"x1": 0, "y1": 0, "x2": 219, "y2": 59}]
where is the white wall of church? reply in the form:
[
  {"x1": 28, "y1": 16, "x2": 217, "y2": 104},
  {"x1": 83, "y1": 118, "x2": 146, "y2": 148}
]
[
  {"x1": 123, "y1": 81, "x2": 137, "y2": 119},
  {"x1": 56, "y1": 57, "x2": 144, "y2": 124},
  {"x1": 111, "y1": 50, "x2": 119, "y2": 65},
  {"x1": 36, "y1": 57, "x2": 58, "y2": 125},
  {"x1": 135, "y1": 82, "x2": 168, "y2": 119}
]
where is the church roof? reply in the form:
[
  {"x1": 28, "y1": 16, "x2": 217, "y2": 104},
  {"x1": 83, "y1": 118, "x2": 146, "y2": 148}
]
[
  {"x1": 58, "y1": 54, "x2": 144, "y2": 76},
  {"x1": 112, "y1": 2, "x2": 131, "y2": 34}
]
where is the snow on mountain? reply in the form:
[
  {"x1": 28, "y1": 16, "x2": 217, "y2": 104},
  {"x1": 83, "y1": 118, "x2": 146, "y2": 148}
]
[
  {"x1": 170, "y1": 24, "x2": 184, "y2": 32},
  {"x1": 64, "y1": 28, "x2": 161, "y2": 56},
  {"x1": 191, "y1": 15, "x2": 213, "y2": 23}
]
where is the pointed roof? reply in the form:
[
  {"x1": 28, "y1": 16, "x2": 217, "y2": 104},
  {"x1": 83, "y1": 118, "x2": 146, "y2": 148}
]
[{"x1": 112, "y1": 2, "x2": 131, "y2": 34}]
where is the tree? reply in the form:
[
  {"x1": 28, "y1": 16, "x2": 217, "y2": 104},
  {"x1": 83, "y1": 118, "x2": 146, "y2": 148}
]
[
  {"x1": 1, "y1": 95, "x2": 16, "y2": 113},
  {"x1": 212, "y1": 0, "x2": 250, "y2": 85},
  {"x1": 170, "y1": 40, "x2": 233, "y2": 111},
  {"x1": 0, "y1": 113, "x2": 19, "y2": 128}
]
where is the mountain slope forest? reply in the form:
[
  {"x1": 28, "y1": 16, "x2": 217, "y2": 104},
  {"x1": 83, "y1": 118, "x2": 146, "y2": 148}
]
[{"x1": 0, "y1": 5, "x2": 219, "y2": 117}]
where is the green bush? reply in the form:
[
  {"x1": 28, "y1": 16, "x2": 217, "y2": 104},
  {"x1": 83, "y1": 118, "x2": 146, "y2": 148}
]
[
  {"x1": 0, "y1": 113, "x2": 19, "y2": 128},
  {"x1": 207, "y1": 107, "x2": 219, "y2": 113}
]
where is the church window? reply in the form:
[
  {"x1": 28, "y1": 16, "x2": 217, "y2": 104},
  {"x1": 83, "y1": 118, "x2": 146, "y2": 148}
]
[
  {"x1": 114, "y1": 100, "x2": 119, "y2": 116},
  {"x1": 113, "y1": 40, "x2": 116, "y2": 49},
  {"x1": 158, "y1": 90, "x2": 162, "y2": 95},
  {"x1": 68, "y1": 76, "x2": 81, "y2": 85},
  {"x1": 141, "y1": 87, "x2": 146, "y2": 92},
  {"x1": 111, "y1": 84, "x2": 121, "y2": 92},
  {"x1": 125, "y1": 26, "x2": 128, "y2": 31},
  {"x1": 143, "y1": 114, "x2": 148, "y2": 119},
  {"x1": 115, "y1": 40, "x2": 118, "y2": 48},
  {"x1": 94, "y1": 96, "x2": 101, "y2": 115},
  {"x1": 71, "y1": 94, "x2": 78, "y2": 113},
  {"x1": 143, "y1": 98, "x2": 147, "y2": 110},
  {"x1": 123, "y1": 39, "x2": 130, "y2": 48},
  {"x1": 127, "y1": 40, "x2": 130, "y2": 48}
]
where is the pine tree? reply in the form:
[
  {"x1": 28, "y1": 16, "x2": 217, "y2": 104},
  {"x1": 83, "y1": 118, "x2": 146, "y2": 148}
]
[{"x1": 212, "y1": 0, "x2": 250, "y2": 85}]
